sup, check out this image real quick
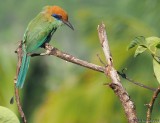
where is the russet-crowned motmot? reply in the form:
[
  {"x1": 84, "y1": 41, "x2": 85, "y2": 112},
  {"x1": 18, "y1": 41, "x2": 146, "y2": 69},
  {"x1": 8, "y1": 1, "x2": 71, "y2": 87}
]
[{"x1": 16, "y1": 5, "x2": 74, "y2": 88}]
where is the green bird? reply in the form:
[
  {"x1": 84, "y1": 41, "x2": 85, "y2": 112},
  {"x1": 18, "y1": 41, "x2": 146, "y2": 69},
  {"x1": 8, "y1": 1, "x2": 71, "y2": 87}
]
[{"x1": 16, "y1": 5, "x2": 74, "y2": 88}]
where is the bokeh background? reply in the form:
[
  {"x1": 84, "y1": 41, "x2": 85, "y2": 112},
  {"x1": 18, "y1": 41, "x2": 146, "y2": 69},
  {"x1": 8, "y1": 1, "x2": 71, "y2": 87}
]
[{"x1": 0, "y1": 0, "x2": 160, "y2": 123}]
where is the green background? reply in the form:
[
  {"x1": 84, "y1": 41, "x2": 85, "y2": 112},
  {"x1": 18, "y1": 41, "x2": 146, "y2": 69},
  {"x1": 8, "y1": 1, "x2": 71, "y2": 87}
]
[{"x1": 0, "y1": 0, "x2": 160, "y2": 123}]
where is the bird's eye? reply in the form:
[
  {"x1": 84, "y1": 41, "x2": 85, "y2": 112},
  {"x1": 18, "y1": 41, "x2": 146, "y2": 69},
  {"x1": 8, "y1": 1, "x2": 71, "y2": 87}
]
[{"x1": 52, "y1": 14, "x2": 62, "y2": 20}]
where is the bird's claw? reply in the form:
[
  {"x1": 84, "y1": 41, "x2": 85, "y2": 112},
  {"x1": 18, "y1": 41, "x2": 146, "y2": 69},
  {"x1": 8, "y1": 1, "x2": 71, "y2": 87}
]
[{"x1": 44, "y1": 43, "x2": 53, "y2": 51}]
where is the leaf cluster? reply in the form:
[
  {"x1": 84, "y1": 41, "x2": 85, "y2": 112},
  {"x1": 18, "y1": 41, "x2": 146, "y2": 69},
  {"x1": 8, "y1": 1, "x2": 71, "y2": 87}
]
[{"x1": 128, "y1": 36, "x2": 160, "y2": 83}]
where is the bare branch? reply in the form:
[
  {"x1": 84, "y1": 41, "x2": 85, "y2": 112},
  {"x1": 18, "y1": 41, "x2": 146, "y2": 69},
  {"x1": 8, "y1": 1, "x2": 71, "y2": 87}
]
[
  {"x1": 30, "y1": 43, "x2": 105, "y2": 73},
  {"x1": 97, "y1": 22, "x2": 138, "y2": 123},
  {"x1": 30, "y1": 44, "x2": 155, "y2": 92},
  {"x1": 14, "y1": 41, "x2": 27, "y2": 123},
  {"x1": 146, "y1": 87, "x2": 160, "y2": 123}
]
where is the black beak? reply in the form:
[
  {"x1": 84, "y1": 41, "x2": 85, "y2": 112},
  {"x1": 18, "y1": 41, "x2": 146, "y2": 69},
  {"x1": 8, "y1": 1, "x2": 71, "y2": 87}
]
[{"x1": 63, "y1": 20, "x2": 74, "y2": 30}]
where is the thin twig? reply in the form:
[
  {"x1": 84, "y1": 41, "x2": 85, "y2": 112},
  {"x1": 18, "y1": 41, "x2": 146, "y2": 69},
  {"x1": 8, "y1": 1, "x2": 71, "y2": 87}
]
[
  {"x1": 96, "y1": 54, "x2": 106, "y2": 66},
  {"x1": 14, "y1": 41, "x2": 27, "y2": 123},
  {"x1": 97, "y1": 22, "x2": 138, "y2": 123},
  {"x1": 124, "y1": 76, "x2": 156, "y2": 92},
  {"x1": 146, "y1": 87, "x2": 160, "y2": 123},
  {"x1": 117, "y1": 71, "x2": 156, "y2": 91}
]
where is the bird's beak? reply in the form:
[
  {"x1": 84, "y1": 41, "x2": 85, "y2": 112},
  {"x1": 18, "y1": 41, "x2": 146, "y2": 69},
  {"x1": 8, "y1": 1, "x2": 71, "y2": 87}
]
[{"x1": 63, "y1": 20, "x2": 74, "y2": 30}]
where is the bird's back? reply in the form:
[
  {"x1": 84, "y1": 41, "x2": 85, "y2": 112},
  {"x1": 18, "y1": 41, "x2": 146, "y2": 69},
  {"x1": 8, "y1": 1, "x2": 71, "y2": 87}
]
[{"x1": 23, "y1": 12, "x2": 57, "y2": 52}]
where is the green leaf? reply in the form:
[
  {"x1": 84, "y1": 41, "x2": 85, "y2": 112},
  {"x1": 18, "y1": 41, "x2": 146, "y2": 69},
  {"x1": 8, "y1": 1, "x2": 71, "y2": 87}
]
[
  {"x1": 145, "y1": 37, "x2": 160, "y2": 52},
  {"x1": 134, "y1": 46, "x2": 147, "y2": 57},
  {"x1": 153, "y1": 55, "x2": 160, "y2": 63},
  {"x1": 153, "y1": 58, "x2": 160, "y2": 84},
  {"x1": 128, "y1": 36, "x2": 160, "y2": 57},
  {"x1": 128, "y1": 36, "x2": 146, "y2": 50},
  {"x1": 0, "y1": 106, "x2": 20, "y2": 123}
]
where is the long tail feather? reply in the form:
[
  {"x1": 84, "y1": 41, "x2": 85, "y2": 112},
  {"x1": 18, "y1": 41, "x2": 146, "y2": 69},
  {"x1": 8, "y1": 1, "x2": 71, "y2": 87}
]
[{"x1": 16, "y1": 53, "x2": 30, "y2": 88}]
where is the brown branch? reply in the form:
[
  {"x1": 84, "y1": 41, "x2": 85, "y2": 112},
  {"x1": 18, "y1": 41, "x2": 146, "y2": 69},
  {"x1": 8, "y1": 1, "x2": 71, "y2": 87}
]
[
  {"x1": 14, "y1": 41, "x2": 27, "y2": 123},
  {"x1": 30, "y1": 45, "x2": 155, "y2": 92},
  {"x1": 30, "y1": 43, "x2": 105, "y2": 73},
  {"x1": 97, "y1": 22, "x2": 138, "y2": 123},
  {"x1": 146, "y1": 87, "x2": 160, "y2": 123}
]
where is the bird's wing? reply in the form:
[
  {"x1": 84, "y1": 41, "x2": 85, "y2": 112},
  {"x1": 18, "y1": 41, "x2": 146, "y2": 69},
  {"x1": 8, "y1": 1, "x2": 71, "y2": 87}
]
[{"x1": 23, "y1": 13, "x2": 57, "y2": 52}]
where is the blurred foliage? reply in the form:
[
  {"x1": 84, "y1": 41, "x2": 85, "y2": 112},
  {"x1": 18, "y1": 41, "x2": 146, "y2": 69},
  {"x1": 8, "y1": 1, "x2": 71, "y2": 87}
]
[{"x1": 0, "y1": 0, "x2": 160, "y2": 123}]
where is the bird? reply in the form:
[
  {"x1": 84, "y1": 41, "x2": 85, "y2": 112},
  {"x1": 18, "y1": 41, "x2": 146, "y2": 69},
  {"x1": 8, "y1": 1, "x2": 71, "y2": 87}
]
[{"x1": 16, "y1": 5, "x2": 74, "y2": 88}]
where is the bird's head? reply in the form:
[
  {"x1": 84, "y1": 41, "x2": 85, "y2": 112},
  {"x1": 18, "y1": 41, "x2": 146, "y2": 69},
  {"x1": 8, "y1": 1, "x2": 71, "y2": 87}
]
[{"x1": 44, "y1": 6, "x2": 74, "y2": 30}]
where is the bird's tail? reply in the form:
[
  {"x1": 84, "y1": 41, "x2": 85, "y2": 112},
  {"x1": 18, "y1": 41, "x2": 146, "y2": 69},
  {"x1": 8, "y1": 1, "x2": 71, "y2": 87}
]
[{"x1": 16, "y1": 52, "x2": 30, "y2": 88}]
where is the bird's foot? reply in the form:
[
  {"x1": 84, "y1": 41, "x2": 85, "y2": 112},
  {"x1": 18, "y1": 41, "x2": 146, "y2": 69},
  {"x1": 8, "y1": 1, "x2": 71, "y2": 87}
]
[
  {"x1": 44, "y1": 43, "x2": 53, "y2": 50},
  {"x1": 29, "y1": 43, "x2": 55, "y2": 56},
  {"x1": 40, "y1": 43, "x2": 54, "y2": 55}
]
